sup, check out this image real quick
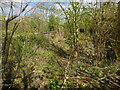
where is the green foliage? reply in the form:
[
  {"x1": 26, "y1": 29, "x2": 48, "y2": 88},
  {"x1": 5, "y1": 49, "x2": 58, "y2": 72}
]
[
  {"x1": 2, "y1": 2, "x2": 120, "y2": 89},
  {"x1": 30, "y1": 34, "x2": 49, "y2": 47},
  {"x1": 49, "y1": 77, "x2": 60, "y2": 89},
  {"x1": 48, "y1": 14, "x2": 56, "y2": 31}
]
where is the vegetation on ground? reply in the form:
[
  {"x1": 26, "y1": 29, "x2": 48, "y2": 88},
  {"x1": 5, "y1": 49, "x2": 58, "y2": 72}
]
[{"x1": 0, "y1": 1, "x2": 120, "y2": 89}]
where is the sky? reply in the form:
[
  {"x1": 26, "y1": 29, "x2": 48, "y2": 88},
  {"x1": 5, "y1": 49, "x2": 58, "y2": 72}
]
[
  {"x1": 0, "y1": 0, "x2": 119, "y2": 17},
  {"x1": 1, "y1": 0, "x2": 120, "y2": 2}
]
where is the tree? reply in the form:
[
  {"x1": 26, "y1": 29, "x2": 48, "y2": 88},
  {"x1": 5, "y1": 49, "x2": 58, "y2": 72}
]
[
  {"x1": 89, "y1": 2, "x2": 118, "y2": 62},
  {"x1": 0, "y1": 1, "x2": 42, "y2": 89},
  {"x1": 58, "y1": 2, "x2": 90, "y2": 60},
  {"x1": 48, "y1": 14, "x2": 56, "y2": 31},
  {"x1": 1, "y1": 2, "x2": 29, "y2": 89}
]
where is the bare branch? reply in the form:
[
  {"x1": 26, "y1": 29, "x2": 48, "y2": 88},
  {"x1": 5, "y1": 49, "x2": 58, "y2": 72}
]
[
  {"x1": 8, "y1": 2, "x2": 13, "y2": 20},
  {"x1": 9, "y1": 22, "x2": 19, "y2": 43},
  {"x1": 6, "y1": 1, "x2": 31, "y2": 22},
  {"x1": 0, "y1": 6, "x2": 5, "y2": 21},
  {"x1": 24, "y1": 2, "x2": 44, "y2": 15},
  {"x1": 57, "y1": 2, "x2": 72, "y2": 32}
]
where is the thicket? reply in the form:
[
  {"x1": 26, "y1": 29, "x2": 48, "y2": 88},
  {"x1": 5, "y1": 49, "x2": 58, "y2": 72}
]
[{"x1": 0, "y1": 1, "x2": 120, "y2": 89}]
